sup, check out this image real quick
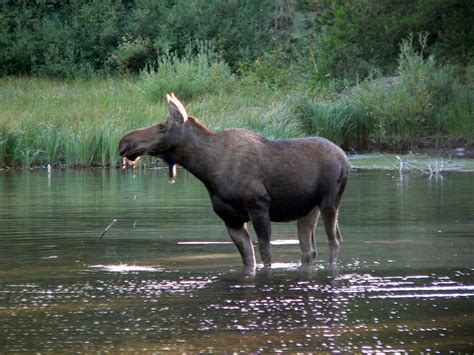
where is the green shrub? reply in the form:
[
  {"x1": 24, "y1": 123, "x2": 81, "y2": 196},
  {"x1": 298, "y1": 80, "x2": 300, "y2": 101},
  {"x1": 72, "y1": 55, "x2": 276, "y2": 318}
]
[
  {"x1": 0, "y1": 0, "x2": 273, "y2": 77},
  {"x1": 437, "y1": 83, "x2": 474, "y2": 142},
  {"x1": 306, "y1": 0, "x2": 473, "y2": 81},
  {"x1": 138, "y1": 44, "x2": 237, "y2": 102},
  {"x1": 110, "y1": 34, "x2": 155, "y2": 74}
]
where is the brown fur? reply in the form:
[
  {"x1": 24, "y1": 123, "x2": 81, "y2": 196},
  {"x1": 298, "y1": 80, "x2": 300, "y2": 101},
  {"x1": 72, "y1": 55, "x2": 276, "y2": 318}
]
[{"x1": 119, "y1": 95, "x2": 350, "y2": 268}]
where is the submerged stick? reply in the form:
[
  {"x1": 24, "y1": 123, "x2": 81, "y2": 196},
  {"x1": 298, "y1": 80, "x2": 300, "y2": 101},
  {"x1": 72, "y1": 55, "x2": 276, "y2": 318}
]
[{"x1": 98, "y1": 219, "x2": 117, "y2": 241}]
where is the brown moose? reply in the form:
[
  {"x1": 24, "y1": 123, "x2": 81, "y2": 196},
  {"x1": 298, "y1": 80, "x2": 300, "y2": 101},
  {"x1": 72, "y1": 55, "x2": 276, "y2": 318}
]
[{"x1": 119, "y1": 93, "x2": 350, "y2": 268}]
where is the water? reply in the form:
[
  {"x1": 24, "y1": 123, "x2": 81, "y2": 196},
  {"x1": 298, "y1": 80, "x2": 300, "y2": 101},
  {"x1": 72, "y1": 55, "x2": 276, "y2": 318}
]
[{"x1": 0, "y1": 169, "x2": 473, "y2": 352}]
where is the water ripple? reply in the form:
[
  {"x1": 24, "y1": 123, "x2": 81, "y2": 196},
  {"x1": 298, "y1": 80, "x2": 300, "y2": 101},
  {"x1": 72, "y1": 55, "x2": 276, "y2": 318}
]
[
  {"x1": 90, "y1": 264, "x2": 164, "y2": 273},
  {"x1": 336, "y1": 272, "x2": 473, "y2": 300}
]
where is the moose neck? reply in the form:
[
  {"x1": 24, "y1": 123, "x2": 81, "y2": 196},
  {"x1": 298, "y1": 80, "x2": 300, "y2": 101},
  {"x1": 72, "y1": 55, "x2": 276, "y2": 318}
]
[{"x1": 171, "y1": 117, "x2": 220, "y2": 189}]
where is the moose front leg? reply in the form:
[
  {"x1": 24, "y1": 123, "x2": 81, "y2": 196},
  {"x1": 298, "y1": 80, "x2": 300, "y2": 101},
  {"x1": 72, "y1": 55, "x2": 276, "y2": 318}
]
[
  {"x1": 226, "y1": 223, "x2": 256, "y2": 267},
  {"x1": 249, "y1": 208, "x2": 272, "y2": 267}
]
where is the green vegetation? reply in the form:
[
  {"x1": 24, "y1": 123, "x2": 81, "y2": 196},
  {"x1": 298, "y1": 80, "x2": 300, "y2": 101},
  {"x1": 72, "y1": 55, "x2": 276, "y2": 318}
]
[
  {"x1": 0, "y1": 70, "x2": 304, "y2": 167},
  {"x1": 139, "y1": 43, "x2": 237, "y2": 102},
  {"x1": 297, "y1": 36, "x2": 474, "y2": 150},
  {"x1": 0, "y1": 0, "x2": 473, "y2": 168},
  {"x1": 1, "y1": 0, "x2": 471, "y2": 79},
  {"x1": 0, "y1": 0, "x2": 272, "y2": 77}
]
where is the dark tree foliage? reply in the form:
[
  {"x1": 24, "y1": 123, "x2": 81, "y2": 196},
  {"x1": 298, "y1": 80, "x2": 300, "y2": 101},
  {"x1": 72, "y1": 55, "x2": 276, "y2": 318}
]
[
  {"x1": 301, "y1": 0, "x2": 473, "y2": 80},
  {"x1": 0, "y1": 0, "x2": 273, "y2": 77},
  {"x1": 0, "y1": 0, "x2": 127, "y2": 77},
  {"x1": 0, "y1": 0, "x2": 471, "y2": 78}
]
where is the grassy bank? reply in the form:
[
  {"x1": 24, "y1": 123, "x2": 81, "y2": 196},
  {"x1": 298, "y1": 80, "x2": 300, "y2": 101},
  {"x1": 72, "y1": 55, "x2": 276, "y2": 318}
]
[
  {"x1": 0, "y1": 76, "x2": 304, "y2": 168},
  {"x1": 1, "y1": 77, "x2": 158, "y2": 168},
  {"x1": 1, "y1": 43, "x2": 473, "y2": 168}
]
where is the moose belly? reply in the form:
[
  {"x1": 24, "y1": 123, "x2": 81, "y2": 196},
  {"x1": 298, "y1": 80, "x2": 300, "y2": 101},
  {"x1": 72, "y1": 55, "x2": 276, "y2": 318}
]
[{"x1": 268, "y1": 193, "x2": 319, "y2": 222}]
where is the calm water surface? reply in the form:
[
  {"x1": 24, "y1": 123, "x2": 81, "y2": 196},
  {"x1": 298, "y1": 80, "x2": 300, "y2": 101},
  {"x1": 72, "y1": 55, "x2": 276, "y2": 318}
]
[{"x1": 0, "y1": 169, "x2": 473, "y2": 352}]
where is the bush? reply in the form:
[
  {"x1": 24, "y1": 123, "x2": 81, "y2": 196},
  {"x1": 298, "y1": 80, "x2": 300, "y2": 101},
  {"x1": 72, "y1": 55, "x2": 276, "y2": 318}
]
[
  {"x1": 138, "y1": 44, "x2": 237, "y2": 102},
  {"x1": 305, "y1": 0, "x2": 473, "y2": 81},
  {"x1": 0, "y1": 0, "x2": 274, "y2": 77},
  {"x1": 110, "y1": 34, "x2": 156, "y2": 74}
]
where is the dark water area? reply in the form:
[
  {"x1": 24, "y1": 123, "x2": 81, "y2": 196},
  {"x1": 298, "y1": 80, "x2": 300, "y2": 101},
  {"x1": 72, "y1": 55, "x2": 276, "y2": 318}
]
[{"x1": 0, "y1": 169, "x2": 473, "y2": 352}]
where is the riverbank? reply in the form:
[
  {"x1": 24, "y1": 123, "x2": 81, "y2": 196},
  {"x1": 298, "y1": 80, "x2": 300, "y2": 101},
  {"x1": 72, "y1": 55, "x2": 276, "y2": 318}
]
[
  {"x1": 349, "y1": 153, "x2": 474, "y2": 173},
  {"x1": 1, "y1": 72, "x2": 473, "y2": 169},
  {"x1": 2, "y1": 153, "x2": 474, "y2": 174}
]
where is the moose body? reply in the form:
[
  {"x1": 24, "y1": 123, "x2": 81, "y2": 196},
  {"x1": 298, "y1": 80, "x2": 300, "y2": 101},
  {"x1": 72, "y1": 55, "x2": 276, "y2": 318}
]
[{"x1": 119, "y1": 94, "x2": 349, "y2": 268}]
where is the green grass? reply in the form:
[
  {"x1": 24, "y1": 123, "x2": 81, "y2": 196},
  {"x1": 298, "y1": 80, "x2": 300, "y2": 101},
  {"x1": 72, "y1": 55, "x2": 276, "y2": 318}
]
[
  {"x1": 0, "y1": 76, "x2": 305, "y2": 168},
  {"x1": 295, "y1": 39, "x2": 474, "y2": 151},
  {"x1": 0, "y1": 76, "x2": 163, "y2": 167},
  {"x1": 138, "y1": 43, "x2": 238, "y2": 102},
  {"x1": 294, "y1": 100, "x2": 352, "y2": 146}
]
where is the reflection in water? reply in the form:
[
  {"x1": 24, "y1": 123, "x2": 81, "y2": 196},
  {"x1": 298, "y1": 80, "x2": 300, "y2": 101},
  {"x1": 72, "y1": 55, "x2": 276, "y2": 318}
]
[
  {"x1": 90, "y1": 264, "x2": 164, "y2": 272},
  {"x1": 0, "y1": 170, "x2": 473, "y2": 352},
  {"x1": 337, "y1": 273, "x2": 474, "y2": 299}
]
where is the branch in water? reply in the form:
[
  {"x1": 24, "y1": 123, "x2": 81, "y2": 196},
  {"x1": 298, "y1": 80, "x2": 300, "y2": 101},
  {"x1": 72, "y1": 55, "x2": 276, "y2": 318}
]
[{"x1": 98, "y1": 219, "x2": 117, "y2": 241}]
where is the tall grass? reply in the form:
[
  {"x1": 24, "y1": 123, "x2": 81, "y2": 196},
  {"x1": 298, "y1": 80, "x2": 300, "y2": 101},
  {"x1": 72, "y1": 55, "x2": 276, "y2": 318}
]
[
  {"x1": 0, "y1": 77, "x2": 164, "y2": 167},
  {"x1": 194, "y1": 93, "x2": 304, "y2": 140},
  {"x1": 295, "y1": 101, "x2": 352, "y2": 146},
  {"x1": 0, "y1": 73, "x2": 303, "y2": 168}
]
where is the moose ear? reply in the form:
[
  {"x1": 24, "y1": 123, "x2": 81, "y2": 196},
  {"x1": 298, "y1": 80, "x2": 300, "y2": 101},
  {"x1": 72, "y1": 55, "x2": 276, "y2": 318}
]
[{"x1": 167, "y1": 93, "x2": 188, "y2": 123}]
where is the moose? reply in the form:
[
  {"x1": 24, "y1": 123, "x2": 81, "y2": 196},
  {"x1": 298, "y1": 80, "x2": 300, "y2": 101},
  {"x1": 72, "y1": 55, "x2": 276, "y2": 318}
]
[{"x1": 119, "y1": 94, "x2": 350, "y2": 268}]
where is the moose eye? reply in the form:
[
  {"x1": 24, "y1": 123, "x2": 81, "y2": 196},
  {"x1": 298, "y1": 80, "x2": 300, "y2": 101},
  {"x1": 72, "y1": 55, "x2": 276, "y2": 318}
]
[{"x1": 158, "y1": 124, "x2": 165, "y2": 130}]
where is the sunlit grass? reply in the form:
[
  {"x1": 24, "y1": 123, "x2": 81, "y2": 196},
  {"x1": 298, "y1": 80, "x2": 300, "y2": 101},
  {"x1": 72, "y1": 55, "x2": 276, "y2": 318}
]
[
  {"x1": 0, "y1": 76, "x2": 165, "y2": 167},
  {"x1": 0, "y1": 76, "x2": 305, "y2": 168}
]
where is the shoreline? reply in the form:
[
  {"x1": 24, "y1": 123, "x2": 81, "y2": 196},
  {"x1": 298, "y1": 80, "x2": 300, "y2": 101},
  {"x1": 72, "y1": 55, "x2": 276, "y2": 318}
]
[
  {"x1": 349, "y1": 152, "x2": 474, "y2": 173},
  {"x1": 2, "y1": 152, "x2": 474, "y2": 173}
]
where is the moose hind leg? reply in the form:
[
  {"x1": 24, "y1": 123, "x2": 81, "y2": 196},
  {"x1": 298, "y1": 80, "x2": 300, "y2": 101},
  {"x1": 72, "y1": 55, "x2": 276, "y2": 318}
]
[
  {"x1": 336, "y1": 223, "x2": 343, "y2": 243},
  {"x1": 297, "y1": 207, "x2": 320, "y2": 264},
  {"x1": 321, "y1": 205, "x2": 341, "y2": 265},
  {"x1": 226, "y1": 223, "x2": 256, "y2": 267}
]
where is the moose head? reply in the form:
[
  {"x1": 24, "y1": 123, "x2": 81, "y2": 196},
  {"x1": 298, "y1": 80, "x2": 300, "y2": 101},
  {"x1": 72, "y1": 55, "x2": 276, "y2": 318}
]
[{"x1": 119, "y1": 93, "x2": 188, "y2": 163}]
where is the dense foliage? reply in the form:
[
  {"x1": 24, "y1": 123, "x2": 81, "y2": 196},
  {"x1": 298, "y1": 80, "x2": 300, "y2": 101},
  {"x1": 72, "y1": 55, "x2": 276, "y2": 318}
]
[
  {"x1": 0, "y1": 0, "x2": 273, "y2": 77},
  {"x1": 301, "y1": 0, "x2": 473, "y2": 80},
  {"x1": 0, "y1": 0, "x2": 472, "y2": 79}
]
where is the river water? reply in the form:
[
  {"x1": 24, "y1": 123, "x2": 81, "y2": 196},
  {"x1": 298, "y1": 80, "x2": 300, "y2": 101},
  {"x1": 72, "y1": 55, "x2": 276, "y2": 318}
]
[{"x1": 0, "y1": 169, "x2": 473, "y2": 352}]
